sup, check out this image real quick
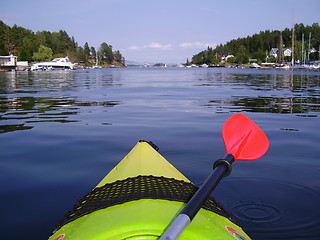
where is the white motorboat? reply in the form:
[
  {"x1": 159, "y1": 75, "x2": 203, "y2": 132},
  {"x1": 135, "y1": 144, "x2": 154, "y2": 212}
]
[{"x1": 31, "y1": 57, "x2": 74, "y2": 71}]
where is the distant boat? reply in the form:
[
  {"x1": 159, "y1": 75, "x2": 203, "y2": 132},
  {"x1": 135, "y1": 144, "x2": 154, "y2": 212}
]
[
  {"x1": 31, "y1": 57, "x2": 74, "y2": 71},
  {"x1": 290, "y1": 62, "x2": 320, "y2": 70},
  {"x1": 302, "y1": 63, "x2": 320, "y2": 70},
  {"x1": 309, "y1": 63, "x2": 320, "y2": 69},
  {"x1": 250, "y1": 63, "x2": 261, "y2": 68},
  {"x1": 275, "y1": 63, "x2": 290, "y2": 69}
]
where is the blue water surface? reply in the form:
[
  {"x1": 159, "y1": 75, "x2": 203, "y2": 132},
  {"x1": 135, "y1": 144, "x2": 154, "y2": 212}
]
[{"x1": 0, "y1": 67, "x2": 319, "y2": 240}]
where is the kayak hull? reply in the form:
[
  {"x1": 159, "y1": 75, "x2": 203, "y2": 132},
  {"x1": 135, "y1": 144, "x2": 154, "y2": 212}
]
[
  {"x1": 49, "y1": 141, "x2": 251, "y2": 240},
  {"x1": 51, "y1": 199, "x2": 249, "y2": 240}
]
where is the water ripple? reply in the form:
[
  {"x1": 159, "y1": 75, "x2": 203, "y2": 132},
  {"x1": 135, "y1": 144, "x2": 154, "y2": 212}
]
[{"x1": 215, "y1": 178, "x2": 320, "y2": 239}]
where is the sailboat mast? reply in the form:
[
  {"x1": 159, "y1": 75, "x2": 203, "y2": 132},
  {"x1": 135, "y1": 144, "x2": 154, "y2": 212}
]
[
  {"x1": 308, "y1": 32, "x2": 311, "y2": 63},
  {"x1": 291, "y1": 9, "x2": 295, "y2": 65},
  {"x1": 302, "y1": 33, "x2": 305, "y2": 64},
  {"x1": 279, "y1": 31, "x2": 283, "y2": 63}
]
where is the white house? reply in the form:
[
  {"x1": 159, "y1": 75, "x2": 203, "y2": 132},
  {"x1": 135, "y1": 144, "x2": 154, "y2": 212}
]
[
  {"x1": 310, "y1": 48, "x2": 317, "y2": 54},
  {"x1": 221, "y1": 54, "x2": 235, "y2": 62},
  {"x1": 0, "y1": 55, "x2": 17, "y2": 71},
  {"x1": 283, "y1": 48, "x2": 292, "y2": 57},
  {"x1": 269, "y1": 48, "x2": 292, "y2": 58},
  {"x1": 269, "y1": 48, "x2": 278, "y2": 58}
]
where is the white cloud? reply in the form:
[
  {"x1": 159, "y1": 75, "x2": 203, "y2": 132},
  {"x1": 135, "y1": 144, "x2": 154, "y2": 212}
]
[
  {"x1": 179, "y1": 41, "x2": 216, "y2": 49},
  {"x1": 145, "y1": 42, "x2": 172, "y2": 50},
  {"x1": 128, "y1": 45, "x2": 140, "y2": 50},
  {"x1": 128, "y1": 41, "x2": 216, "y2": 52},
  {"x1": 128, "y1": 42, "x2": 173, "y2": 51}
]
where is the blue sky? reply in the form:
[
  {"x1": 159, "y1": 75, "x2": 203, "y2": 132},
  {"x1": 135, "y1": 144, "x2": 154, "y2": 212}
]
[{"x1": 1, "y1": 0, "x2": 319, "y2": 64}]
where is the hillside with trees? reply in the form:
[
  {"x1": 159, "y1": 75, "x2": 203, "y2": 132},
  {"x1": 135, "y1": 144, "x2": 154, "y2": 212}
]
[
  {"x1": 0, "y1": 20, "x2": 125, "y2": 66},
  {"x1": 191, "y1": 23, "x2": 320, "y2": 65}
]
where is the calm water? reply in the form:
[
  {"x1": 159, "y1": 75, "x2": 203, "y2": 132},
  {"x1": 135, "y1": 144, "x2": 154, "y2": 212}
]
[{"x1": 0, "y1": 67, "x2": 319, "y2": 240}]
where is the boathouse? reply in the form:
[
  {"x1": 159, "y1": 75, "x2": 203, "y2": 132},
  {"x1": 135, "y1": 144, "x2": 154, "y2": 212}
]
[{"x1": 0, "y1": 55, "x2": 17, "y2": 71}]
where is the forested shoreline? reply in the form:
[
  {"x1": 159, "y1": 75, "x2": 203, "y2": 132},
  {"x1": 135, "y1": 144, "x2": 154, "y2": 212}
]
[
  {"x1": 191, "y1": 23, "x2": 320, "y2": 65},
  {"x1": 0, "y1": 20, "x2": 125, "y2": 66},
  {"x1": 1, "y1": 20, "x2": 319, "y2": 67}
]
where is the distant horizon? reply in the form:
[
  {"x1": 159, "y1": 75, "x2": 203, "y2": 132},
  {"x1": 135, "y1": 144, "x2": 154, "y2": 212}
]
[{"x1": 1, "y1": 0, "x2": 319, "y2": 63}]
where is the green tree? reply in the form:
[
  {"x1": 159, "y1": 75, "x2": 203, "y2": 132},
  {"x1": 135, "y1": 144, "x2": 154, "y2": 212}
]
[
  {"x1": 35, "y1": 31, "x2": 48, "y2": 47},
  {"x1": 32, "y1": 45, "x2": 53, "y2": 61},
  {"x1": 0, "y1": 21, "x2": 9, "y2": 54},
  {"x1": 89, "y1": 46, "x2": 98, "y2": 64},
  {"x1": 50, "y1": 32, "x2": 60, "y2": 54},
  {"x1": 114, "y1": 50, "x2": 125, "y2": 64},
  {"x1": 206, "y1": 47, "x2": 215, "y2": 63},
  {"x1": 192, "y1": 50, "x2": 206, "y2": 64},
  {"x1": 19, "y1": 37, "x2": 37, "y2": 61},
  {"x1": 3, "y1": 28, "x2": 15, "y2": 53},
  {"x1": 10, "y1": 25, "x2": 33, "y2": 48},
  {"x1": 76, "y1": 46, "x2": 86, "y2": 62},
  {"x1": 84, "y1": 42, "x2": 90, "y2": 59},
  {"x1": 252, "y1": 49, "x2": 266, "y2": 62},
  {"x1": 99, "y1": 42, "x2": 114, "y2": 63},
  {"x1": 235, "y1": 45, "x2": 249, "y2": 64},
  {"x1": 90, "y1": 46, "x2": 96, "y2": 59},
  {"x1": 56, "y1": 30, "x2": 75, "y2": 54}
]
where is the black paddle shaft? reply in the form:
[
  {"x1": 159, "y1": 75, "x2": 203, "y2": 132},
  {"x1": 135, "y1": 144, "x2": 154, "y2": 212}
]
[{"x1": 180, "y1": 154, "x2": 235, "y2": 220}]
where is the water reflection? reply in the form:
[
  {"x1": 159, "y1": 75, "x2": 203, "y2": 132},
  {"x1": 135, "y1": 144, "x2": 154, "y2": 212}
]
[
  {"x1": 196, "y1": 70, "x2": 320, "y2": 115},
  {"x1": 0, "y1": 68, "x2": 319, "y2": 240},
  {"x1": 0, "y1": 123, "x2": 33, "y2": 133},
  {"x1": 0, "y1": 71, "x2": 121, "y2": 134},
  {"x1": 233, "y1": 96, "x2": 319, "y2": 113}
]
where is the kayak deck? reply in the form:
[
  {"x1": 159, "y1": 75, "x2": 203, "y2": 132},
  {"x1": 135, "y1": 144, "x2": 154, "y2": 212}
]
[
  {"x1": 96, "y1": 140, "x2": 189, "y2": 187},
  {"x1": 49, "y1": 141, "x2": 251, "y2": 240}
]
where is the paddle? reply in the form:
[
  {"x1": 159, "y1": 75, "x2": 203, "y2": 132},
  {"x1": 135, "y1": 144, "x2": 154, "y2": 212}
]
[{"x1": 159, "y1": 113, "x2": 269, "y2": 240}]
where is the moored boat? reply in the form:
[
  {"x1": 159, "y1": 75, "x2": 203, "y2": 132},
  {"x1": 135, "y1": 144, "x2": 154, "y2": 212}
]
[{"x1": 31, "y1": 57, "x2": 74, "y2": 71}]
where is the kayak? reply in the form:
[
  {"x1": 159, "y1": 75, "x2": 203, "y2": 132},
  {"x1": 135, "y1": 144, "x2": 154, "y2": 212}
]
[{"x1": 49, "y1": 140, "x2": 251, "y2": 240}]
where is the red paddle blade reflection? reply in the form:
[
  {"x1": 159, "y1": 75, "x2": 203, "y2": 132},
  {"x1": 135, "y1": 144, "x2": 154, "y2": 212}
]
[{"x1": 222, "y1": 113, "x2": 269, "y2": 160}]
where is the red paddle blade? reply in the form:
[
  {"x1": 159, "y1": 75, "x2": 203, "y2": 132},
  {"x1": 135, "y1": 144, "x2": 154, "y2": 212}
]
[{"x1": 222, "y1": 113, "x2": 269, "y2": 160}]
